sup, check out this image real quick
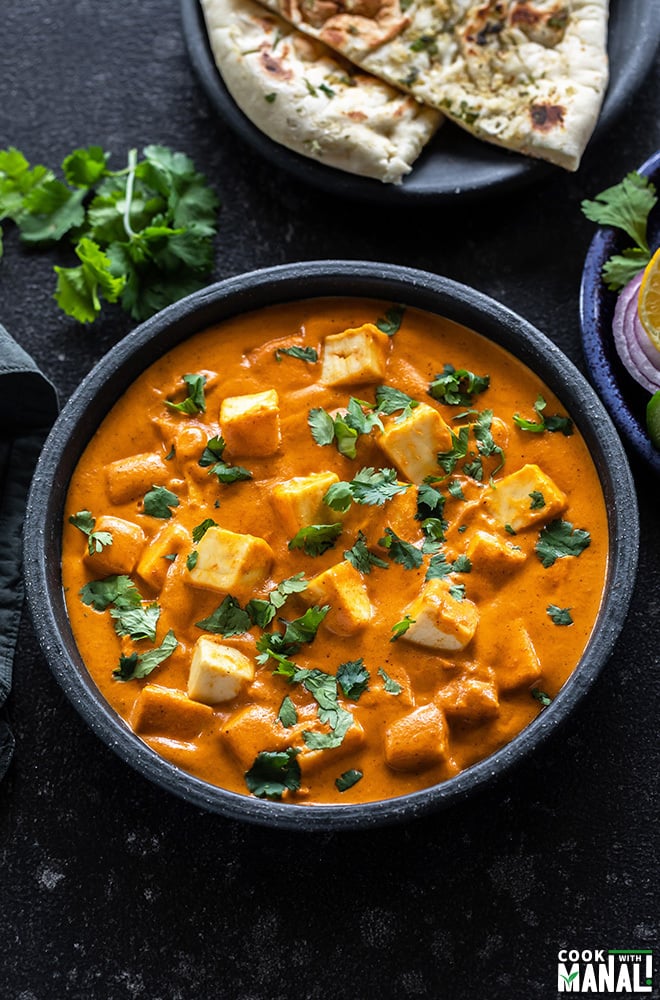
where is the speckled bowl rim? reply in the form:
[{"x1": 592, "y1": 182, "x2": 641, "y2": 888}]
[{"x1": 25, "y1": 261, "x2": 639, "y2": 831}]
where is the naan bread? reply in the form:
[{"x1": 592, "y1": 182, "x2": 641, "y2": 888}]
[
  {"x1": 252, "y1": 0, "x2": 610, "y2": 171},
  {"x1": 200, "y1": 0, "x2": 442, "y2": 183}
]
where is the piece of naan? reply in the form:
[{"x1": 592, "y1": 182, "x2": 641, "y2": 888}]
[
  {"x1": 251, "y1": 0, "x2": 610, "y2": 171},
  {"x1": 200, "y1": 0, "x2": 442, "y2": 183}
]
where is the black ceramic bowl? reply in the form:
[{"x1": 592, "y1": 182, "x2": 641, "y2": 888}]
[{"x1": 25, "y1": 262, "x2": 639, "y2": 831}]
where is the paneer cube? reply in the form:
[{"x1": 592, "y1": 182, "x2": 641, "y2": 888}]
[
  {"x1": 105, "y1": 452, "x2": 170, "y2": 504},
  {"x1": 272, "y1": 472, "x2": 343, "y2": 536},
  {"x1": 83, "y1": 516, "x2": 145, "y2": 576},
  {"x1": 320, "y1": 323, "x2": 390, "y2": 386},
  {"x1": 466, "y1": 530, "x2": 526, "y2": 571},
  {"x1": 188, "y1": 637, "x2": 255, "y2": 704},
  {"x1": 493, "y1": 619, "x2": 542, "y2": 691},
  {"x1": 305, "y1": 560, "x2": 372, "y2": 636},
  {"x1": 132, "y1": 683, "x2": 213, "y2": 739},
  {"x1": 136, "y1": 522, "x2": 190, "y2": 591},
  {"x1": 402, "y1": 578, "x2": 479, "y2": 652},
  {"x1": 187, "y1": 526, "x2": 273, "y2": 596},
  {"x1": 220, "y1": 389, "x2": 281, "y2": 457},
  {"x1": 222, "y1": 704, "x2": 288, "y2": 768},
  {"x1": 484, "y1": 463, "x2": 567, "y2": 532},
  {"x1": 379, "y1": 403, "x2": 452, "y2": 483},
  {"x1": 437, "y1": 678, "x2": 500, "y2": 723},
  {"x1": 385, "y1": 703, "x2": 449, "y2": 771}
]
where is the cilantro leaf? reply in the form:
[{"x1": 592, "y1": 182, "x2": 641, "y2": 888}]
[
  {"x1": 472, "y1": 409, "x2": 505, "y2": 473},
  {"x1": 143, "y1": 485, "x2": 179, "y2": 519},
  {"x1": 198, "y1": 435, "x2": 226, "y2": 466},
  {"x1": 376, "y1": 304, "x2": 405, "y2": 335},
  {"x1": 69, "y1": 509, "x2": 113, "y2": 555},
  {"x1": 113, "y1": 629, "x2": 178, "y2": 681},
  {"x1": 448, "y1": 583, "x2": 465, "y2": 601},
  {"x1": 378, "y1": 527, "x2": 423, "y2": 569},
  {"x1": 547, "y1": 605, "x2": 574, "y2": 626},
  {"x1": 191, "y1": 518, "x2": 218, "y2": 543},
  {"x1": 582, "y1": 173, "x2": 657, "y2": 290},
  {"x1": 513, "y1": 395, "x2": 573, "y2": 436},
  {"x1": 416, "y1": 483, "x2": 446, "y2": 520},
  {"x1": 532, "y1": 688, "x2": 553, "y2": 708},
  {"x1": 437, "y1": 426, "x2": 470, "y2": 475},
  {"x1": 110, "y1": 602, "x2": 160, "y2": 641},
  {"x1": 165, "y1": 373, "x2": 206, "y2": 415},
  {"x1": 308, "y1": 407, "x2": 336, "y2": 446},
  {"x1": 535, "y1": 520, "x2": 591, "y2": 568},
  {"x1": 336, "y1": 769, "x2": 363, "y2": 792},
  {"x1": 245, "y1": 748, "x2": 301, "y2": 799},
  {"x1": 278, "y1": 695, "x2": 298, "y2": 728},
  {"x1": 390, "y1": 616, "x2": 415, "y2": 641},
  {"x1": 288, "y1": 522, "x2": 343, "y2": 556},
  {"x1": 54, "y1": 237, "x2": 126, "y2": 323},
  {"x1": 428, "y1": 364, "x2": 490, "y2": 406},
  {"x1": 256, "y1": 606, "x2": 329, "y2": 664},
  {"x1": 275, "y1": 346, "x2": 318, "y2": 362},
  {"x1": 80, "y1": 574, "x2": 142, "y2": 611},
  {"x1": 374, "y1": 385, "x2": 419, "y2": 421},
  {"x1": 529, "y1": 491, "x2": 545, "y2": 510},
  {"x1": 344, "y1": 531, "x2": 389, "y2": 574},
  {"x1": 337, "y1": 659, "x2": 370, "y2": 700},
  {"x1": 246, "y1": 573, "x2": 308, "y2": 628},
  {"x1": 277, "y1": 663, "x2": 354, "y2": 750},
  {"x1": 345, "y1": 467, "x2": 410, "y2": 507},
  {"x1": 62, "y1": 146, "x2": 109, "y2": 188},
  {"x1": 196, "y1": 595, "x2": 252, "y2": 636},
  {"x1": 378, "y1": 667, "x2": 403, "y2": 694}
]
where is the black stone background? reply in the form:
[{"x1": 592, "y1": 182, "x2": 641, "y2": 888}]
[{"x1": 1, "y1": 2, "x2": 658, "y2": 998}]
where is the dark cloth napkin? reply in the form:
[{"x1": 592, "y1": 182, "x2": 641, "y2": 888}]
[{"x1": 0, "y1": 324, "x2": 58, "y2": 781}]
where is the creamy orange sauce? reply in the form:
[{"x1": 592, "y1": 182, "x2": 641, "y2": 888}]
[{"x1": 61, "y1": 299, "x2": 608, "y2": 804}]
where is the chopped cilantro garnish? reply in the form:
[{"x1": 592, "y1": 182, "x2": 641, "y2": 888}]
[
  {"x1": 186, "y1": 550, "x2": 198, "y2": 571},
  {"x1": 337, "y1": 658, "x2": 370, "y2": 699},
  {"x1": 324, "y1": 467, "x2": 410, "y2": 512},
  {"x1": 308, "y1": 399, "x2": 382, "y2": 458},
  {"x1": 191, "y1": 518, "x2": 218, "y2": 543},
  {"x1": 245, "y1": 747, "x2": 301, "y2": 799},
  {"x1": 196, "y1": 595, "x2": 252, "y2": 637},
  {"x1": 275, "y1": 661, "x2": 353, "y2": 750},
  {"x1": 447, "y1": 480, "x2": 465, "y2": 500},
  {"x1": 378, "y1": 666, "x2": 403, "y2": 694},
  {"x1": 513, "y1": 395, "x2": 573, "y2": 436},
  {"x1": 113, "y1": 629, "x2": 178, "y2": 681},
  {"x1": 80, "y1": 574, "x2": 141, "y2": 611},
  {"x1": 68, "y1": 509, "x2": 113, "y2": 555},
  {"x1": 277, "y1": 695, "x2": 298, "y2": 728},
  {"x1": 529, "y1": 491, "x2": 546, "y2": 510},
  {"x1": 390, "y1": 615, "x2": 415, "y2": 641},
  {"x1": 335, "y1": 769, "x2": 363, "y2": 792},
  {"x1": 246, "y1": 573, "x2": 308, "y2": 627},
  {"x1": 428, "y1": 365, "x2": 490, "y2": 406},
  {"x1": 546, "y1": 605, "x2": 574, "y2": 626},
  {"x1": 448, "y1": 583, "x2": 466, "y2": 601},
  {"x1": 437, "y1": 426, "x2": 470, "y2": 475},
  {"x1": 143, "y1": 485, "x2": 179, "y2": 519},
  {"x1": 416, "y1": 482, "x2": 446, "y2": 520},
  {"x1": 532, "y1": 688, "x2": 553, "y2": 708},
  {"x1": 378, "y1": 527, "x2": 423, "y2": 569},
  {"x1": 165, "y1": 373, "x2": 206, "y2": 415},
  {"x1": 275, "y1": 345, "x2": 318, "y2": 363},
  {"x1": 288, "y1": 522, "x2": 343, "y2": 556},
  {"x1": 535, "y1": 520, "x2": 591, "y2": 568},
  {"x1": 256, "y1": 606, "x2": 329, "y2": 665},
  {"x1": 344, "y1": 531, "x2": 389, "y2": 574},
  {"x1": 198, "y1": 434, "x2": 252, "y2": 484},
  {"x1": 110, "y1": 602, "x2": 160, "y2": 641},
  {"x1": 376, "y1": 304, "x2": 405, "y2": 336},
  {"x1": 374, "y1": 385, "x2": 419, "y2": 421}
]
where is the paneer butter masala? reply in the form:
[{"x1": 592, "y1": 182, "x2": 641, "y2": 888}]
[{"x1": 62, "y1": 300, "x2": 608, "y2": 804}]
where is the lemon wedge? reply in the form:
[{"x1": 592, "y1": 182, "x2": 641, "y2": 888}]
[{"x1": 638, "y1": 247, "x2": 660, "y2": 352}]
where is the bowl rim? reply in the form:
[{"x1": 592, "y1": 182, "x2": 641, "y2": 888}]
[{"x1": 24, "y1": 260, "x2": 639, "y2": 830}]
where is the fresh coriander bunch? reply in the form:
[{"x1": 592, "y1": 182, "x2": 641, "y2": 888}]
[{"x1": 0, "y1": 144, "x2": 220, "y2": 323}]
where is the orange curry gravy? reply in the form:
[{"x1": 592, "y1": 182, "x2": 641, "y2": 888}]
[{"x1": 62, "y1": 299, "x2": 608, "y2": 804}]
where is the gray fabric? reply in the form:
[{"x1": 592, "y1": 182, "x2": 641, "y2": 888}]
[{"x1": 0, "y1": 324, "x2": 58, "y2": 781}]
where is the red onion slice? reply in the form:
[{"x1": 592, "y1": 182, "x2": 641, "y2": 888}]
[{"x1": 611, "y1": 272, "x2": 660, "y2": 392}]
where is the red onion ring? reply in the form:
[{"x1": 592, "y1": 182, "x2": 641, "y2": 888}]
[{"x1": 612, "y1": 272, "x2": 660, "y2": 392}]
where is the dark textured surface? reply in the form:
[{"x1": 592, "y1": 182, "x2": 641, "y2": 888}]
[{"x1": 1, "y1": 2, "x2": 658, "y2": 997}]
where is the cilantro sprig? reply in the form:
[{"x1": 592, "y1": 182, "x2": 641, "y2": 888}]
[
  {"x1": 513, "y1": 395, "x2": 573, "y2": 436},
  {"x1": 535, "y1": 520, "x2": 591, "y2": 568},
  {"x1": 324, "y1": 467, "x2": 410, "y2": 512},
  {"x1": 0, "y1": 144, "x2": 220, "y2": 323},
  {"x1": 581, "y1": 172, "x2": 657, "y2": 290},
  {"x1": 428, "y1": 365, "x2": 490, "y2": 406},
  {"x1": 198, "y1": 435, "x2": 252, "y2": 485},
  {"x1": 68, "y1": 509, "x2": 113, "y2": 555}
]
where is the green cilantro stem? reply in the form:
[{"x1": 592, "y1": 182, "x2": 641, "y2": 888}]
[{"x1": 122, "y1": 148, "x2": 138, "y2": 240}]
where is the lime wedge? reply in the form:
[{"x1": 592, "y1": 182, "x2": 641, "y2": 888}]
[{"x1": 647, "y1": 390, "x2": 660, "y2": 448}]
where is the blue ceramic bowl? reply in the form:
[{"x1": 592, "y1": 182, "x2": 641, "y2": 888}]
[
  {"x1": 25, "y1": 262, "x2": 639, "y2": 830},
  {"x1": 579, "y1": 148, "x2": 660, "y2": 475}
]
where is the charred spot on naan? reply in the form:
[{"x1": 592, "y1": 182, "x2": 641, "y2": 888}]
[
  {"x1": 259, "y1": 48, "x2": 294, "y2": 80},
  {"x1": 509, "y1": 1, "x2": 569, "y2": 47},
  {"x1": 530, "y1": 102, "x2": 565, "y2": 131},
  {"x1": 285, "y1": 0, "x2": 409, "y2": 51}
]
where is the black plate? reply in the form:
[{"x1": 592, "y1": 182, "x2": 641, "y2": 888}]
[
  {"x1": 580, "y1": 149, "x2": 660, "y2": 476},
  {"x1": 25, "y1": 262, "x2": 639, "y2": 830},
  {"x1": 181, "y1": 0, "x2": 659, "y2": 203}
]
